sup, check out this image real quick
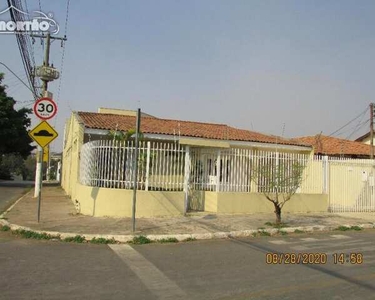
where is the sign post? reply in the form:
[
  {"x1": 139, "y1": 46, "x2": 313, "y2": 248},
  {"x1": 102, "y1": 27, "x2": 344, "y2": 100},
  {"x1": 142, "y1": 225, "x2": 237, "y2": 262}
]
[{"x1": 30, "y1": 97, "x2": 59, "y2": 222}]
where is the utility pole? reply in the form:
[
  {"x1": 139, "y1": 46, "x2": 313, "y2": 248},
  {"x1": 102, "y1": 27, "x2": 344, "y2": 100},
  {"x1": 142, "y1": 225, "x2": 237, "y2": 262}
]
[
  {"x1": 32, "y1": 32, "x2": 67, "y2": 222},
  {"x1": 371, "y1": 103, "x2": 374, "y2": 159},
  {"x1": 132, "y1": 108, "x2": 141, "y2": 232}
]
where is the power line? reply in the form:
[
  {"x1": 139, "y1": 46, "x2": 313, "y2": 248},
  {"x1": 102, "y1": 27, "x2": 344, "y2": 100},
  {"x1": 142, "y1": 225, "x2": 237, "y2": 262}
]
[
  {"x1": 346, "y1": 108, "x2": 370, "y2": 139},
  {"x1": 54, "y1": 0, "x2": 71, "y2": 125},
  {"x1": 7, "y1": 0, "x2": 41, "y2": 98},
  {"x1": 328, "y1": 106, "x2": 369, "y2": 137}
]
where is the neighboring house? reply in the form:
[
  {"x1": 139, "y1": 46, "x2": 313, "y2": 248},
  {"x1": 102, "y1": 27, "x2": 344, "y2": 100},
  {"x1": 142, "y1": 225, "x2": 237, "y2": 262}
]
[
  {"x1": 294, "y1": 134, "x2": 375, "y2": 213},
  {"x1": 294, "y1": 134, "x2": 373, "y2": 158},
  {"x1": 355, "y1": 131, "x2": 375, "y2": 146}
]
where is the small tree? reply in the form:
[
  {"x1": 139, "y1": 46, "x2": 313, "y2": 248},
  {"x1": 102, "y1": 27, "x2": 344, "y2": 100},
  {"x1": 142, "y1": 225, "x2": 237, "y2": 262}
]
[
  {"x1": 251, "y1": 157, "x2": 306, "y2": 224},
  {"x1": 0, "y1": 73, "x2": 34, "y2": 158}
]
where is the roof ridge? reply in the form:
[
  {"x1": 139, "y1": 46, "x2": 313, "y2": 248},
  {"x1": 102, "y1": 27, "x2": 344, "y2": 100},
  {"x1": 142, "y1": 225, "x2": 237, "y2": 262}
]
[
  {"x1": 297, "y1": 134, "x2": 365, "y2": 143},
  {"x1": 78, "y1": 111, "x2": 229, "y2": 127}
]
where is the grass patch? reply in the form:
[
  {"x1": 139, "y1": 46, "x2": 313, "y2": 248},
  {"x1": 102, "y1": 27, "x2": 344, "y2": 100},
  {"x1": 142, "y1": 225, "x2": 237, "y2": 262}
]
[
  {"x1": 90, "y1": 237, "x2": 117, "y2": 244},
  {"x1": 63, "y1": 235, "x2": 86, "y2": 243},
  {"x1": 252, "y1": 232, "x2": 257, "y2": 237},
  {"x1": 158, "y1": 237, "x2": 179, "y2": 243},
  {"x1": 14, "y1": 229, "x2": 60, "y2": 240},
  {"x1": 184, "y1": 237, "x2": 197, "y2": 242},
  {"x1": 258, "y1": 230, "x2": 271, "y2": 237},
  {"x1": 335, "y1": 226, "x2": 350, "y2": 231},
  {"x1": 131, "y1": 235, "x2": 152, "y2": 245},
  {"x1": 350, "y1": 226, "x2": 363, "y2": 231},
  {"x1": 334, "y1": 225, "x2": 363, "y2": 232},
  {"x1": 279, "y1": 230, "x2": 288, "y2": 236},
  {"x1": 294, "y1": 229, "x2": 305, "y2": 234},
  {"x1": 0, "y1": 225, "x2": 10, "y2": 231},
  {"x1": 264, "y1": 222, "x2": 289, "y2": 228}
]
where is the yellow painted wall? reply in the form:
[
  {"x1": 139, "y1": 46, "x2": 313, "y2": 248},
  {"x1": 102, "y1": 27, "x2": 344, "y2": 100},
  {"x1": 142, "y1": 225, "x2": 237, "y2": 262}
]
[
  {"x1": 148, "y1": 175, "x2": 184, "y2": 190},
  {"x1": 301, "y1": 160, "x2": 323, "y2": 194},
  {"x1": 75, "y1": 183, "x2": 185, "y2": 217},
  {"x1": 62, "y1": 113, "x2": 85, "y2": 201},
  {"x1": 329, "y1": 162, "x2": 374, "y2": 209},
  {"x1": 204, "y1": 192, "x2": 328, "y2": 214},
  {"x1": 204, "y1": 191, "x2": 218, "y2": 212}
]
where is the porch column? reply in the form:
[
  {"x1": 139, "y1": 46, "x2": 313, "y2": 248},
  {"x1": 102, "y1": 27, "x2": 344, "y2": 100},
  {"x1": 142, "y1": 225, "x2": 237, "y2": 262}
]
[
  {"x1": 183, "y1": 146, "x2": 191, "y2": 214},
  {"x1": 216, "y1": 150, "x2": 221, "y2": 192}
]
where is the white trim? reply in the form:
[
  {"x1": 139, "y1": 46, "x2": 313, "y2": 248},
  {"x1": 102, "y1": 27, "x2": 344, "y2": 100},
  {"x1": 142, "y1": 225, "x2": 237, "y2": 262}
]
[
  {"x1": 228, "y1": 140, "x2": 311, "y2": 152},
  {"x1": 83, "y1": 129, "x2": 311, "y2": 151},
  {"x1": 84, "y1": 128, "x2": 110, "y2": 135}
]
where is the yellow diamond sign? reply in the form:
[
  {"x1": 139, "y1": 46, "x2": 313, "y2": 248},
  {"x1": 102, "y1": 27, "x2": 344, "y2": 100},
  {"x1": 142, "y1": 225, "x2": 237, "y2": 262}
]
[{"x1": 29, "y1": 121, "x2": 58, "y2": 148}]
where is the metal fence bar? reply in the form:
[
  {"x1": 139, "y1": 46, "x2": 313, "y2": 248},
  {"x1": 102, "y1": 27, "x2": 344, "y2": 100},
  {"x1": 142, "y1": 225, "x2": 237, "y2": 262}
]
[{"x1": 80, "y1": 140, "x2": 375, "y2": 213}]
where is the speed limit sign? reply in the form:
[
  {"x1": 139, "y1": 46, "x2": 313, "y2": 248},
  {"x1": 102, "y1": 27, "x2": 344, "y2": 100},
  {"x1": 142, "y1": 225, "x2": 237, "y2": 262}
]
[{"x1": 34, "y1": 97, "x2": 57, "y2": 120}]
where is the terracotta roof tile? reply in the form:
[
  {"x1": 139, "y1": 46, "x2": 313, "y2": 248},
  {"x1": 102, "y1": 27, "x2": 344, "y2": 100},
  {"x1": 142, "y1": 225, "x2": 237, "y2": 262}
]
[
  {"x1": 77, "y1": 111, "x2": 308, "y2": 147},
  {"x1": 294, "y1": 135, "x2": 372, "y2": 156}
]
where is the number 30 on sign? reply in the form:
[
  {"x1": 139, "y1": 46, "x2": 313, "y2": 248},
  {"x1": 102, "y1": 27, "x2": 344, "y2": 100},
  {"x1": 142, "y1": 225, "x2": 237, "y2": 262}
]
[{"x1": 33, "y1": 97, "x2": 57, "y2": 120}]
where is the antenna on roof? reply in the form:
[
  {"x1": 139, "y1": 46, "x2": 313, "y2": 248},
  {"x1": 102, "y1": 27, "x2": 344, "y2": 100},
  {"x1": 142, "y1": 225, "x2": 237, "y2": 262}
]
[{"x1": 315, "y1": 131, "x2": 323, "y2": 156}]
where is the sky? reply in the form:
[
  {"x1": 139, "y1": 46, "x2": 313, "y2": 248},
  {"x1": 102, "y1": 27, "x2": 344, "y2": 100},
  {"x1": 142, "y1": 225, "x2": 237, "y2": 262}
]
[{"x1": 1, "y1": 0, "x2": 375, "y2": 153}]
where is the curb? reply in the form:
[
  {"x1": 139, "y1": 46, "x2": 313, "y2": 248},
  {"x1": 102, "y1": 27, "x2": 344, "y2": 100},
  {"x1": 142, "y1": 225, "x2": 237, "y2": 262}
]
[
  {"x1": 0, "y1": 189, "x2": 33, "y2": 219},
  {"x1": 1, "y1": 218, "x2": 375, "y2": 243},
  {"x1": 1, "y1": 190, "x2": 375, "y2": 243}
]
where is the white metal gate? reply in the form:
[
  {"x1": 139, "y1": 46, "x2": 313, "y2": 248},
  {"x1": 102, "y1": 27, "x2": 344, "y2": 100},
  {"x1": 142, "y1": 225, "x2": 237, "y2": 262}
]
[{"x1": 328, "y1": 158, "x2": 375, "y2": 212}]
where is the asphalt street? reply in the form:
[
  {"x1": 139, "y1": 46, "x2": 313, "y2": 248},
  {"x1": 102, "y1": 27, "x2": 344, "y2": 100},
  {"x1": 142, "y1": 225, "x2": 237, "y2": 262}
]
[
  {"x1": 0, "y1": 181, "x2": 33, "y2": 214},
  {"x1": 0, "y1": 230, "x2": 374, "y2": 300}
]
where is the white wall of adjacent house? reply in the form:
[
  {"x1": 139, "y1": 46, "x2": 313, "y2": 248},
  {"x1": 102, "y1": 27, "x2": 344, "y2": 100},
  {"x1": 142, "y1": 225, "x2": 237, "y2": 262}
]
[{"x1": 358, "y1": 135, "x2": 373, "y2": 145}]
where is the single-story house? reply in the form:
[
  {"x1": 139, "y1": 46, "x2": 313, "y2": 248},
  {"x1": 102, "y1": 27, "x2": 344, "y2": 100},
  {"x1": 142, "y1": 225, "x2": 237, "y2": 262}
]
[
  {"x1": 62, "y1": 108, "x2": 333, "y2": 217},
  {"x1": 294, "y1": 134, "x2": 373, "y2": 158}
]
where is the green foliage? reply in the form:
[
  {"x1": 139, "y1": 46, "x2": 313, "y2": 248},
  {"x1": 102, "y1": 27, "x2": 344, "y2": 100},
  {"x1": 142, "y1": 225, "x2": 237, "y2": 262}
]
[
  {"x1": 13, "y1": 229, "x2": 60, "y2": 240},
  {"x1": 0, "y1": 73, "x2": 34, "y2": 159},
  {"x1": 63, "y1": 235, "x2": 86, "y2": 243},
  {"x1": 335, "y1": 226, "x2": 350, "y2": 231},
  {"x1": 334, "y1": 225, "x2": 362, "y2": 232},
  {"x1": 251, "y1": 157, "x2": 307, "y2": 224},
  {"x1": 23, "y1": 155, "x2": 37, "y2": 180},
  {"x1": 0, "y1": 225, "x2": 10, "y2": 231},
  {"x1": 158, "y1": 237, "x2": 179, "y2": 243},
  {"x1": 0, "y1": 154, "x2": 36, "y2": 180},
  {"x1": 294, "y1": 229, "x2": 305, "y2": 234},
  {"x1": 131, "y1": 235, "x2": 152, "y2": 244},
  {"x1": 184, "y1": 237, "x2": 197, "y2": 242},
  {"x1": 90, "y1": 237, "x2": 117, "y2": 244},
  {"x1": 279, "y1": 230, "x2": 288, "y2": 236},
  {"x1": 258, "y1": 230, "x2": 271, "y2": 236},
  {"x1": 265, "y1": 222, "x2": 289, "y2": 228},
  {"x1": 108, "y1": 129, "x2": 144, "y2": 142}
]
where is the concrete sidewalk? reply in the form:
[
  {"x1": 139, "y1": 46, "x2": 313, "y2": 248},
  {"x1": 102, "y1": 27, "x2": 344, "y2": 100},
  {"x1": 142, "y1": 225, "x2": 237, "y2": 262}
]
[{"x1": 1, "y1": 186, "x2": 375, "y2": 241}]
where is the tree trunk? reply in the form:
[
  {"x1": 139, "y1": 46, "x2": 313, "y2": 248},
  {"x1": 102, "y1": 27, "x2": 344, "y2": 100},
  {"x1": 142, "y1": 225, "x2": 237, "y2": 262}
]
[{"x1": 274, "y1": 203, "x2": 282, "y2": 224}]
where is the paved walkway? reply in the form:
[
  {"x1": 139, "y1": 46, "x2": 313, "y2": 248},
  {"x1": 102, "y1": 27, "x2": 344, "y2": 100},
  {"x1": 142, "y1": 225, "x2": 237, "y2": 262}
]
[{"x1": 1, "y1": 186, "x2": 375, "y2": 240}]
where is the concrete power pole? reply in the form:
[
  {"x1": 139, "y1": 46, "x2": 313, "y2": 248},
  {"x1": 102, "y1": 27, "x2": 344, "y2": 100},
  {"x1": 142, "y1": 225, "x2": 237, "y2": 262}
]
[
  {"x1": 32, "y1": 32, "x2": 67, "y2": 222},
  {"x1": 371, "y1": 103, "x2": 374, "y2": 159},
  {"x1": 34, "y1": 33, "x2": 50, "y2": 199}
]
